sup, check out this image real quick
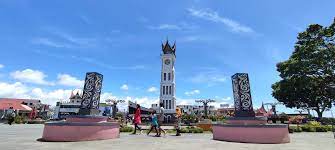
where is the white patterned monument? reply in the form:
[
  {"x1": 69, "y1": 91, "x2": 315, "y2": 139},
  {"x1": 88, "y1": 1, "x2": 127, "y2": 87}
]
[{"x1": 232, "y1": 73, "x2": 255, "y2": 117}]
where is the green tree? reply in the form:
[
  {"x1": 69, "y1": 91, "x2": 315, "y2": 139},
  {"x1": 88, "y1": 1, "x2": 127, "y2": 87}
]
[{"x1": 272, "y1": 18, "x2": 335, "y2": 118}]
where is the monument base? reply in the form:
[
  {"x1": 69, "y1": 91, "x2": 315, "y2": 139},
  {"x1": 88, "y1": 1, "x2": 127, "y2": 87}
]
[
  {"x1": 212, "y1": 117, "x2": 290, "y2": 144},
  {"x1": 41, "y1": 116, "x2": 120, "y2": 142},
  {"x1": 78, "y1": 109, "x2": 100, "y2": 116}
]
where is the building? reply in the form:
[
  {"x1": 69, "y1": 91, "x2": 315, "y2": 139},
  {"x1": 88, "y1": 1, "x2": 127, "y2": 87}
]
[
  {"x1": 177, "y1": 105, "x2": 195, "y2": 114},
  {"x1": 128, "y1": 101, "x2": 153, "y2": 122},
  {"x1": 159, "y1": 40, "x2": 177, "y2": 122},
  {"x1": 0, "y1": 98, "x2": 49, "y2": 119},
  {"x1": 177, "y1": 105, "x2": 216, "y2": 115},
  {"x1": 217, "y1": 107, "x2": 235, "y2": 116},
  {"x1": 53, "y1": 91, "x2": 83, "y2": 119},
  {"x1": 255, "y1": 103, "x2": 273, "y2": 117},
  {"x1": 53, "y1": 91, "x2": 113, "y2": 119}
]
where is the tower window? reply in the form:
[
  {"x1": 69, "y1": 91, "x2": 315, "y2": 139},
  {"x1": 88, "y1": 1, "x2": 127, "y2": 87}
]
[
  {"x1": 169, "y1": 86, "x2": 172, "y2": 95},
  {"x1": 169, "y1": 100, "x2": 171, "y2": 109},
  {"x1": 163, "y1": 86, "x2": 165, "y2": 95},
  {"x1": 164, "y1": 73, "x2": 166, "y2": 81},
  {"x1": 168, "y1": 73, "x2": 171, "y2": 80}
]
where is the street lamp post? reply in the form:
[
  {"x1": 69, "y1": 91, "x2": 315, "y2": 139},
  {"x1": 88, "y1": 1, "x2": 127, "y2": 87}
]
[
  {"x1": 105, "y1": 99, "x2": 125, "y2": 119},
  {"x1": 195, "y1": 99, "x2": 215, "y2": 119}
]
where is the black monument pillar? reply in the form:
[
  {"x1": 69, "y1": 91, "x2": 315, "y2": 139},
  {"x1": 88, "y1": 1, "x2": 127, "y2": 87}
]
[
  {"x1": 232, "y1": 73, "x2": 255, "y2": 117},
  {"x1": 79, "y1": 72, "x2": 103, "y2": 116}
]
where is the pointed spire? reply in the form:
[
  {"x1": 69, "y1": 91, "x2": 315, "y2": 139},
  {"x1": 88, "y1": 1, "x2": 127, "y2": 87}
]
[
  {"x1": 161, "y1": 38, "x2": 176, "y2": 56},
  {"x1": 172, "y1": 41, "x2": 176, "y2": 51},
  {"x1": 69, "y1": 90, "x2": 74, "y2": 99}
]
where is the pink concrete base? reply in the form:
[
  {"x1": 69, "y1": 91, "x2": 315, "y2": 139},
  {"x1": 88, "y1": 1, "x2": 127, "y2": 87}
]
[
  {"x1": 212, "y1": 124, "x2": 290, "y2": 144},
  {"x1": 41, "y1": 116, "x2": 120, "y2": 142},
  {"x1": 226, "y1": 119, "x2": 267, "y2": 125},
  {"x1": 66, "y1": 117, "x2": 107, "y2": 123}
]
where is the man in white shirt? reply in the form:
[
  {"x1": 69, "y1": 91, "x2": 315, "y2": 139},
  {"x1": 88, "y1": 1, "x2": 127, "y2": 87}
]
[{"x1": 157, "y1": 102, "x2": 166, "y2": 136}]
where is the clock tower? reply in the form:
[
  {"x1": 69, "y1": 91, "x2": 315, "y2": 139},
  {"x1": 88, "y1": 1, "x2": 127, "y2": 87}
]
[{"x1": 160, "y1": 40, "x2": 176, "y2": 118}]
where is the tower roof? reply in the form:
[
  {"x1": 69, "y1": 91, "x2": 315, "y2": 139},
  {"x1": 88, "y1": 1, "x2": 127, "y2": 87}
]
[{"x1": 161, "y1": 40, "x2": 176, "y2": 56}]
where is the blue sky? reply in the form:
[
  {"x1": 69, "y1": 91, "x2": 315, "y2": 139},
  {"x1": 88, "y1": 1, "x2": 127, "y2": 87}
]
[{"x1": 0, "y1": 0, "x2": 334, "y2": 116}]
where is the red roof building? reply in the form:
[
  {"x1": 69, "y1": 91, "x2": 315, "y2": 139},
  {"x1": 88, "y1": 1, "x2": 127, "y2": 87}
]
[{"x1": 0, "y1": 98, "x2": 36, "y2": 111}]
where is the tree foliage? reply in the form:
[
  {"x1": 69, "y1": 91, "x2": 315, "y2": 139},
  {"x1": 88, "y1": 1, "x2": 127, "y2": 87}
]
[{"x1": 272, "y1": 18, "x2": 335, "y2": 117}]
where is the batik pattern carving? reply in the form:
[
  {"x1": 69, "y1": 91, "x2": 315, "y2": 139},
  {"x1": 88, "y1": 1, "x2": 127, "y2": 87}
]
[
  {"x1": 80, "y1": 72, "x2": 103, "y2": 109},
  {"x1": 232, "y1": 74, "x2": 240, "y2": 111},
  {"x1": 231, "y1": 73, "x2": 254, "y2": 117},
  {"x1": 238, "y1": 74, "x2": 252, "y2": 110}
]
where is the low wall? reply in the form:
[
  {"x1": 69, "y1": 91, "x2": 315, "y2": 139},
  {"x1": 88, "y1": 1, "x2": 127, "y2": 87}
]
[
  {"x1": 41, "y1": 116, "x2": 120, "y2": 142},
  {"x1": 212, "y1": 124, "x2": 290, "y2": 144}
]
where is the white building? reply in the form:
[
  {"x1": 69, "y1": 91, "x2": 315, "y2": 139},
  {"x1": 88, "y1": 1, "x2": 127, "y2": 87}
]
[
  {"x1": 53, "y1": 91, "x2": 82, "y2": 119},
  {"x1": 177, "y1": 105, "x2": 216, "y2": 115},
  {"x1": 159, "y1": 40, "x2": 177, "y2": 121}
]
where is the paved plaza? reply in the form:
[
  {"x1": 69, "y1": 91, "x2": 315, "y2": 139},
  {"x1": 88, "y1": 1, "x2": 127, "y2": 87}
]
[{"x1": 0, "y1": 124, "x2": 334, "y2": 150}]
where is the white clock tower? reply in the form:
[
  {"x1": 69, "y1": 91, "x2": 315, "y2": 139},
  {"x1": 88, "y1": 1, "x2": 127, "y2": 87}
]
[{"x1": 160, "y1": 40, "x2": 176, "y2": 116}]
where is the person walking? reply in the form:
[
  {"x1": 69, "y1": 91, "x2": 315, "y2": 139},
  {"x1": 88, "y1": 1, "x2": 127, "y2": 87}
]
[
  {"x1": 157, "y1": 102, "x2": 166, "y2": 136},
  {"x1": 132, "y1": 104, "x2": 143, "y2": 134},
  {"x1": 6, "y1": 107, "x2": 15, "y2": 125},
  {"x1": 175, "y1": 107, "x2": 182, "y2": 136},
  {"x1": 147, "y1": 110, "x2": 159, "y2": 137}
]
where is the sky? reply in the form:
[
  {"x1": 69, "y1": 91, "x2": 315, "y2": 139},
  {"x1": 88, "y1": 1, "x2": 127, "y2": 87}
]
[{"x1": 0, "y1": 0, "x2": 334, "y2": 117}]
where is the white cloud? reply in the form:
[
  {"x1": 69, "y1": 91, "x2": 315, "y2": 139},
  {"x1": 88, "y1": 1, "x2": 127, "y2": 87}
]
[
  {"x1": 184, "y1": 89, "x2": 200, "y2": 96},
  {"x1": 222, "y1": 97, "x2": 232, "y2": 101},
  {"x1": 120, "y1": 84, "x2": 129, "y2": 91},
  {"x1": 189, "y1": 71, "x2": 226, "y2": 86},
  {"x1": 187, "y1": 8, "x2": 254, "y2": 33},
  {"x1": 129, "y1": 97, "x2": 159, "y2": 108},
  {"x1": 31, "y1": 88, "x2": 73, "y2": 105},
  {"x1": 57, "y1": 74, "x2": 84, "y2": 87},
  {"x1": 148, "y1": 22, "x2": 198, "y2": 31},
  {"x1": 0, "y1": 81, "x2": 71, "y2": 105},
  {"x1": 71, "y1": 55, "x2": 146, "y2": 71},
  {"x1": 148, "y1": 24, "x2": 182, "y2": 30},
  {"x1": 0, "y1": 81, "x2": 117, "y2": 105},
  {"x1": 31, "y1": 38, "x2": 72, "y2": 48},
  {"x1": 100, "y1": 92, "x2": 117, "y2": 102},
  {"x1": 0, "y1": 82, "x2": 30, "y2": 98},
  {"x1": 32, "y1": 28, "x2": 98, "y2": 49},
  {"x1": 147, "y1": 86, "x2": 158, "y2": 92},
  {"x1": 10, "y1": 69, "x2": 54, "y2": 85},
  {"x1": 0, "y1": 64, "x2": 4, "y2": 69}
]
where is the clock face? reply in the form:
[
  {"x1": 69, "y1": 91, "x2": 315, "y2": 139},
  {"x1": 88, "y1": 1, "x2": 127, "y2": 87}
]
[{"x1": 164, "y1": 59, "x2": 171, "y2": 65}]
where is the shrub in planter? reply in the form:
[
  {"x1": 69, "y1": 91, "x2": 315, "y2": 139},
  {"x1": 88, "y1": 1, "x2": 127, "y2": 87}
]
[
  {"x1": 294, "y1": 127, "x2": 302, "y2": 132},
  {"x1": 325, "y1": 125, "x2": 334, "y2": 131},
  {"x1": 289, "y1": 126, "x2": 302, "y2": 133},
  {"x1": 307, "y1": 121, "x2": 321, "y2": 126},
  {"x1": 120, "y1": 126, "x2": 134, "y2": 132},
  {"x1": 180, "y1": 127, "x2": 189, "y2": 133},
  {"x1": 301, "y1": 125, "x2": 316, "y2": 132},
  {"x1": 14, "y1": 116, "x2": 24, "y2": 124},
  {"x1": 192, "y1": 127, "x2": 204, "y2": 133},
  {"x1": 315, "y1": 126, "x2": 328, "y2": 132}
]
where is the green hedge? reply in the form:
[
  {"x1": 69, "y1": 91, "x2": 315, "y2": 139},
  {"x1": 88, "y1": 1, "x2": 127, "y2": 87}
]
[
  {"x1": 301, "y1": 125, "x2": 316, "y2": 132},
  {"x1": 290, "y1": 125, "x2": 334, "y2": 133},
  {"x1": 315, "y1": 126, "x2": 328, "y2": 132},
  {"x1": 120, "y1": 126, "x2": 134, "y2": 132},
  {"x1": 289, "y1": 126, "x2": 302, "y2": 133},
  {"x1": 180, "y1": 126, "x2": 203, "y2": 133}
]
